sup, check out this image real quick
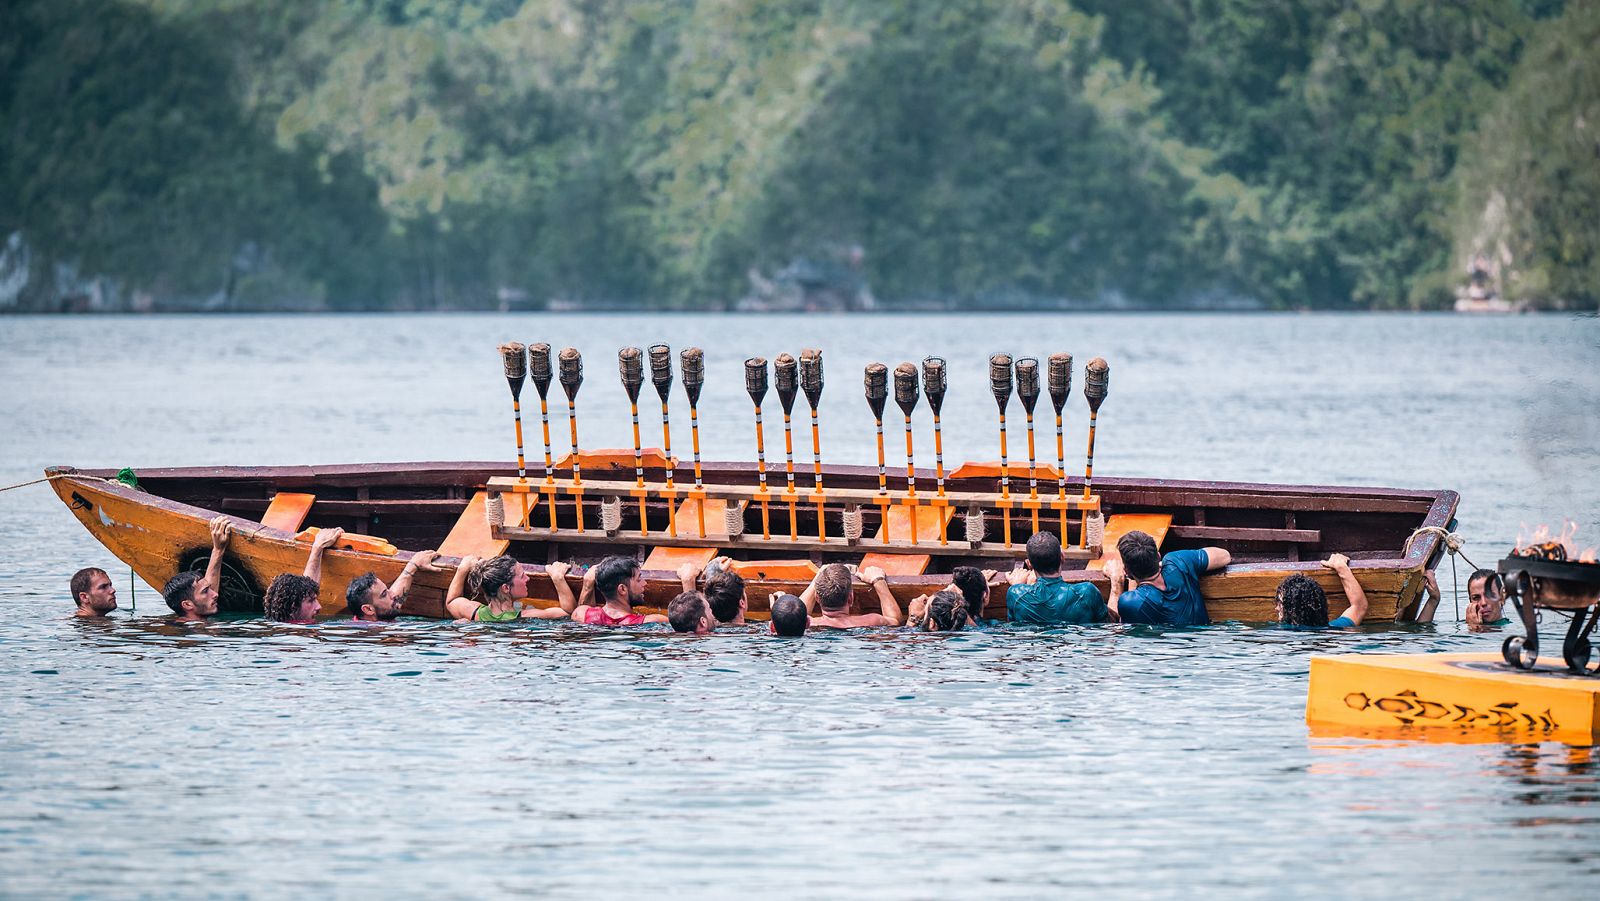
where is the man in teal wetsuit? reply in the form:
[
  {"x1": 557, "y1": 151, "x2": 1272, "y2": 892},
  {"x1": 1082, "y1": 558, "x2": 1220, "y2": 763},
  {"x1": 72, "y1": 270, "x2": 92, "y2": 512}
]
[
  {"x1": 1005, "y1": 531, "x2": 1108, "y2": 625},
  {"x1": 1104, "y1": 530, "x2": 1230, "y2": 626}
]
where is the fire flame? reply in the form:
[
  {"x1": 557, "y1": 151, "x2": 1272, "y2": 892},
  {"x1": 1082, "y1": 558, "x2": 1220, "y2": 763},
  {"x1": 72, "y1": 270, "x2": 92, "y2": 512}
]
[{"x1": 1513, "y1": 519, "x2": 1598, "y2": 564}]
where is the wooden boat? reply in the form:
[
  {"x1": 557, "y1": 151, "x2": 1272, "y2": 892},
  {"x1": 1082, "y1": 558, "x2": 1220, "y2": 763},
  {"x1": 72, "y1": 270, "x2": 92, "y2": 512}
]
[{"x1": 46, "y1": 456, "x2": 1458, "y2": 623}]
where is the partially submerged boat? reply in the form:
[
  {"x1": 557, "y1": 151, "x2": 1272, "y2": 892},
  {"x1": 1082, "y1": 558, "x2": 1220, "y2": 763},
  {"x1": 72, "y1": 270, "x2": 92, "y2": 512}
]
[{"x1": 47, "y1": 457, "x2": 1458, "y2": 623}]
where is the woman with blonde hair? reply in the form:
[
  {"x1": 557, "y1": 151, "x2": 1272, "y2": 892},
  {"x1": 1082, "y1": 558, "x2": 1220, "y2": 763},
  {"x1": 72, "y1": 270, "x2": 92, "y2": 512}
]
[{"x1": 445, "y1": 555, "x2": 573, "y2": 623}]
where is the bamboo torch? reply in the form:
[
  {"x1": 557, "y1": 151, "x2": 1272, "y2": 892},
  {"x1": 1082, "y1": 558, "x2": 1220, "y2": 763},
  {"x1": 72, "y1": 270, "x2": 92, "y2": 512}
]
[
  {"x1": 649, "y1": 344, "x2": 676, "y2": 537},
  {"x1": 1047, "y1": 353, "x2": 1073, "y2": 541},
  {"x1": 530, "y1": 343, "x2": 558, "y2": 530},
  {"x1": 865, "y1": 362, "x2": 891, "y2": 536},
  {"x1": 746, "y1": 357, "x2": 771, "y2": 540},
  {"x1": 774, "y1": 353, "x2": 800, "y2": 541},
  {"x1": 989, "y1": 353, "x2": 1014, "y2": 547},
  {"x1": 618, "y1": 346, "x2": 648, "y2": 535},
  {"x1": 559, "y1": 347, "x2": 585, "y2": 533},
  {"x1": 800, "y1": 349, "x2": 826, "y2": 541},
  {"x1": 1081, "y1": 357, "x2": 1110, "y2": 549},
  {"x1": 500, "y1": 343, "x2": 529, "y2": 482},
  {"x1": 1015, "y1": 357, "x2": 1041, "y2": 537},
  {"x1": 680, "y1": 347, "x2": 706, "y2": 538},
  {"x1": 922, "y1": 355, "x2": 948, "y2": 545},
  {"x1": 894, "y1": 362, "x2": 920, "y2": 545}
]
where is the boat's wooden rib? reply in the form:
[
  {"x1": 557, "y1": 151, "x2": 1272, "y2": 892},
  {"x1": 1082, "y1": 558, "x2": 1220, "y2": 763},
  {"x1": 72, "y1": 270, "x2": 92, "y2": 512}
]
[{"x1": 47, "y1": 462, "x2": 1459, "y2": 624}]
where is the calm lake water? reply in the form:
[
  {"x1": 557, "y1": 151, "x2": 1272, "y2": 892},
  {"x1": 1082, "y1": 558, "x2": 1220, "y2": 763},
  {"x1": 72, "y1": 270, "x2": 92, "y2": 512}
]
[{"x1": 2, "y1": 312, "x2": 1598, "y2": 897}]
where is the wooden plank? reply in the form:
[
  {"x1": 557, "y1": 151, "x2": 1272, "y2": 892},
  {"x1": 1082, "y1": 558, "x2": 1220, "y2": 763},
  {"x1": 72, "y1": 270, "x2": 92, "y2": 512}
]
[
  {"x1": 1168, "y1": 525, "x2": 1323, "y2": 543},
  {"x1": 642, "y1": 545, "x2": 716, "y2": 574},
  {"x1": 728, "y1": 559, "x2": 819, "y2": 581},
  {"x1": 260, "y1": 492, "x2": 315, "y2": 532},
  {"x1": 860, "y1": 505, "x2": 954, "y2": 576},
  {"x1": 1089, "y1": 513, "x2": 1174, "y2": 571},
  {"x1": 224, "y1": 498, "x2": 471, "y2": 516},
  {"x1": 487, "y1": 475, "x2": 1099, "y2": 512}
]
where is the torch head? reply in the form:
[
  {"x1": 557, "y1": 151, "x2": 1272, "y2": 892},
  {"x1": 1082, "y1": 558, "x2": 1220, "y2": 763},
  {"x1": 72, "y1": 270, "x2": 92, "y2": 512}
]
[
  {"x1": 893, "y1": 362, "x2": 919, "y2": 418},
  {"x1": 774, "y1": 353, "x2": 798, "y2": 415},
  {"x1": 1014, "y1": 357, "x2": 1040, "y2": 415},
  {"x1": 799, "y1": 348, "x2": 824, "y2": 410},
  {"x1": 680, "y1": 347, "x2": 705, "y2": 406},
  {"x1": 1047, "y1": 352, "x2": 1073, "y2": 415},
  {"x1": 499, "y1": 342, "x2": 527, "y2": 401},
  {"x1": 558, "y1": 347, "x2": 583, "y2": 402},
  {"x1": 649, "y1": 344, "x2": 673, "y2": 403},
  {"x1": 921, "y1": 356, "x2": 947, "y2": 417},
  {"x1": 618, "y1": 346, "x2": 644, "y2": 404},
  {"x1": 864, "y1": 363, "x2": 888, "y2": 420},
  {"x1": 988, "y1": 353, "x2": 1013, "y2": 413},
  {"x1": 1084, "y1": 357, "x2": 1110, "y2": 413},
  {"x1": 529, "y1": 343, "x2": 553, "y2": 400},
  {"x1": 745, "y1": 357, "x2": 769, "y2": 407}
]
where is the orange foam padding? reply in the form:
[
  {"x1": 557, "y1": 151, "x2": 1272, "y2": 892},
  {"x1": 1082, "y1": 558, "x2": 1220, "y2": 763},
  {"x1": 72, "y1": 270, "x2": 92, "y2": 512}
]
[
  {"x1": 261, "y1": 492, "x2": 315, "y2": 533},
  {"x1": 295, "y1": 527, "x2": 398, "y2": 557},
  {"x1": 673, "y1": 497, "x2": 730, "y2": 538},
  {"x1": 643, "y1": 546, "x2": 717, "y2": 573},
  {"x1": 553, "y1": 448, "x2": 673, "y2": 475},
  {"x1": 1088, "y1": 513, "x2": 1174, "y2": 571},
  {"x1": 859, "y1": 553, "x2": 930, "y2": 577},
  {"x1": 859, "y1": 505, "x2": 955, "y2": 576},
  {"x1": 728, "y1": 559, "x2": 819, "y2": 581},
  {"x1": 948, "y1": 460, "x2": 1064, "y2": 481},
  {"x1": 437, "y1": 491, "x2": 534, "y2": 560}
]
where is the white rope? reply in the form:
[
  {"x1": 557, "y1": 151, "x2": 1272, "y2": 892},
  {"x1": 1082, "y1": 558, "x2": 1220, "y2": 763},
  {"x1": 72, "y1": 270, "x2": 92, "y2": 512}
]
[
  {"x1": 842, "y1": 505, "x2": 864, "y2": 541},
  {"x1": 724, "y1": 501, "x2": 747, "y2": 537},
  {"x1": 600, "y1": 496, "x2": 624, "y2": 532},
  {"x1": 484, "y1": 493, "x2": 505, "y2": 527},
  {"x1": 964, "y1": 505, "x2": 986, "y2": 544},
  {"x1": 1084, "y1": 511, "x2": 1105, "y2": 549},
  {"x1": 1404, "y1": 525, "x2": 1477, "y2": 621}
]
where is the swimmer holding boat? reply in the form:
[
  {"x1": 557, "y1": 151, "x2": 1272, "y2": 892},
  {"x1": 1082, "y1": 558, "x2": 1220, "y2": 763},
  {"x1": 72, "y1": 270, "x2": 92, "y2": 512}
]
[
  {"x1": 263, "y1": 525, "x2": 344, "y2": 622},
  {"x1": 446, "y1": 555, "x2": 573, "y2": 622},
  {"x1": 1105, "y1": 530, "x2": 1230, "y2": 626},
  {"x1": 566, "y1": 555, "x2": 667, "y2": 626},
  {"x1": 346, "y1": 549, "x2": 440, "y2": 622},
  {"x1": 803, "y1": 563, "x2": 904, "y2": 628},
  {"x1": 677, "y1": 555, "x2": 748, "y2": 627},
  {"x1": 161, "y1": 515, "x2": 233, "y2": 623},
  {"x1": 1275, "y1": 553, "x2": 1368, "y2": 628},
  {"x1": 1005, "y1": 531, "x2": 1107, "y2": 626}
]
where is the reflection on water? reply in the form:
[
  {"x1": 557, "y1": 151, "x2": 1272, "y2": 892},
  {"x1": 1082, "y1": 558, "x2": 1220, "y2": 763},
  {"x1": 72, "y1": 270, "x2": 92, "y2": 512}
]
[{"x1": 2, "y1": 313, "x2": 1598, "y2": 895}]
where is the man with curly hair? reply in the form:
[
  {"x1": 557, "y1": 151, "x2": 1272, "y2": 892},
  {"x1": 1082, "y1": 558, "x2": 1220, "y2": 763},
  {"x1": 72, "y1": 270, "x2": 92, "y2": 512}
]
[
  {"x1": 262, "y1": 526, "x2": 344, "y2": 622},
  {"x1": 1276, "y1": 553, "x2": 1368, "y2": 628}
]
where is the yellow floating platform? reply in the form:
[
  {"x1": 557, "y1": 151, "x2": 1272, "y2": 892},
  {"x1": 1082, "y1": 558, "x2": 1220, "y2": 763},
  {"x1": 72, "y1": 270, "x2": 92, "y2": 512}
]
[{"x1": 1307, "y1": 652, "x2": 1600, "y2": 743}]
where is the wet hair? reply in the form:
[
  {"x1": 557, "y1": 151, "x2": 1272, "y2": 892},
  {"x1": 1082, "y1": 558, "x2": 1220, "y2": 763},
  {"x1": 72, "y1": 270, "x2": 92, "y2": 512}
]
[
  {"x1": 1468, "y1": 568, "x2": 1502, "y2": 597},
  {"x1": 704, "y1": 571, "x2": 746, "y2": 622},
  {"x1": 1026, "y1": 531, "x2": 1063, "y2": 576},
  {"x1": 263, "y1": 574, "x2": 319, "y2": 622},
  {"x1": 71, "y1": 567, "x2": 107, "y2": 605},
  {"x1": 1277, "y1": 574, "x2": 1330, "y2": 626},
  {"x1": 161, "y1": 571, "x2": 201, "y2": 613},
  {"x1": 925, "y1": 590, "x2": 968, "y2": 632},
  {"x1": 346, "y1": 572, "x2": 380, "y2": 616},
  {"x1": 594, "y1": 555, "x2": 641, "y2": 603},
  {"x1": 465, "y1": 555, "x2": 521, "y2": 603},
  {"x1": 771, "y1": 593, "x2": 807, "y2": 637},
  {"x1": 1117, "y1": 531, "x2": 1160, "y2": 581},
  {"x1": 951, "y1": 566, "x2": 988, "y2": 618},
  {"x1": 814, "y1": 563, "x2": 853, "y2": 612},
  {"x1": 667, "y1": 591, "x2": 709, "y2": 633}
]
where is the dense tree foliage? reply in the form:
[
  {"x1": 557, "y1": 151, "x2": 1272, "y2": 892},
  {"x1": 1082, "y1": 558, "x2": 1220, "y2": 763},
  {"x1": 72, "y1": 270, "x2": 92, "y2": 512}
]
[{"x1": 0, "y1": 0, "x2": 1590, "y2": 311}]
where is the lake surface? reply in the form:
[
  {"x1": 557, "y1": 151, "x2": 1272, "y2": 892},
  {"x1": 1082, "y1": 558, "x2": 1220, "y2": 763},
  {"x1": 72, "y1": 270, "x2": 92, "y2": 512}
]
[{"x1": 2, "y1": 312, "x2": 1598, "y2": 897}]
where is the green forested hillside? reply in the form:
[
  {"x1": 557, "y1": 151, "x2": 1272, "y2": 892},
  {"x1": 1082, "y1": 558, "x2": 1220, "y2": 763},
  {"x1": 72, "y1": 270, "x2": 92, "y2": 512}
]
[{"x1": 0, "y1": 0, "x2": 1593, "y2": 311}]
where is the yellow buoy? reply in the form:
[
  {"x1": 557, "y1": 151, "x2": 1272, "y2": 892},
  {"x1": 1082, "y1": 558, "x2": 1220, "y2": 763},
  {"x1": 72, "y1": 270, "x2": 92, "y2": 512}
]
[{"x1": 1307, "y1": 652, "x2": 1600, "y2": 743}]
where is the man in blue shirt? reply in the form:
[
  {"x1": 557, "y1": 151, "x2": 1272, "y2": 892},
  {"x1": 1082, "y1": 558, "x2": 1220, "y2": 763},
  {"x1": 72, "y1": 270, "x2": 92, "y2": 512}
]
[
  {"x1": 1276, "y1": 553, "x2": 1368, "y2": 628},
  {"x1": 1104, "y1": 530, "x2": 1230, "y2": 626},
  {"x1": 1005, "y1": 531, "x2": 1108, "y2": 625}
]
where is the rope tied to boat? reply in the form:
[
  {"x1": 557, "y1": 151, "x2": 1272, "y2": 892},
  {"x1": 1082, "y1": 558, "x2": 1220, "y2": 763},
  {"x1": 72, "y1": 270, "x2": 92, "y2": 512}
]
[
  {"x1": 1404, "y1": 525, "x2": 1477, "y2": 621},
  {"x1": 0, "y1": 471, "x2": 130, "y2": 494},
  {"x1": 599, "y1": 496, "x2": 623, "y2": 532}
]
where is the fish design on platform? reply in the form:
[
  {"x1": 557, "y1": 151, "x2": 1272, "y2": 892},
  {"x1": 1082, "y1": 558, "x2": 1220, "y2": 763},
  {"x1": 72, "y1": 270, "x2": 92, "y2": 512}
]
[{"x1": 1343, "y1": 689, "x2": 1558, "y2": 731}]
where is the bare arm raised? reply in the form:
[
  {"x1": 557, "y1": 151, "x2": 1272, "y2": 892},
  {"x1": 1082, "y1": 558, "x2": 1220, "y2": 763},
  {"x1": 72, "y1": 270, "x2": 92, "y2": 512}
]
[
  {"x1": 303, "y1": 527, "x2": 344, "y2": 584},
  {"x1": 1323, "y1": 553, "x2": 1368, "y2": 625}
]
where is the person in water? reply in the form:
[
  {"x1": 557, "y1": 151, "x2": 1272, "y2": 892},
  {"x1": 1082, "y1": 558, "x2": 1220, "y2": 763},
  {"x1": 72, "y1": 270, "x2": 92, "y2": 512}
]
[
  {"x1": 1396, "y1": 570, "x2": 1444, "y2": 623},
  {"x1": 445, "y1": 556, "x2": 573, "y2": 622},
  {"x1": 905, "y1": 589, "x2": 968, "y2": 632},
  {"x1": 950, "y1": 565, "x2": 1000, "y2": 627},
  {"x1": 161, "y1": 515, "x2": 233, "y2": 622},
  {"x1": 1276, "y1": 553, "x2": 1369, "y2": 628},
  {"x1": 1005, "y1": 531, "x2": 1107, "y2": 625},
  {"x1": 345, "y1": 549, "x2": 440, "y2": 622},
  {"x1": 1104, "y1": 530, "x2": 1230, "y2": 626},
  {"x1": 803, "y1": 563, "x2": 903, "y2": 628},
  {"x1": 1464, "y1": 569, "x2": 1509, "y2": 628},
  {"x1": 677, "y1": 555, "x2": 748, "y2": 626},
  {"x1": 565, "y1": 555, "x2": 667, "y2": 626},
  {"x1": 667, "y1": 590, "x2": 715, "y2": 634},
  {"x1": 769, "y1": 592, "x2": 808, "y2": 637},
  {"x1": 70, "y1": 567, "x2": 117, "y2": 618},
  {"x1": 262, "y1": 526, "x2": 345, "y2": 623}
]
